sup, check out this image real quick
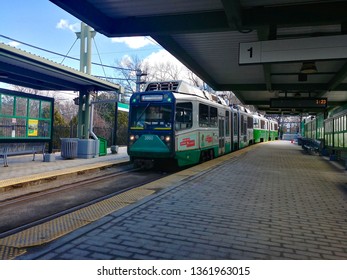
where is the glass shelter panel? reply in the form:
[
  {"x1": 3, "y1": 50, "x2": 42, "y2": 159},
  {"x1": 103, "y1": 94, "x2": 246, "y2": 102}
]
[
  {"x1": 29, "y1": 99, "x2": 40, "y2": 118},
  {"x1": 41, "y1": 101, "x2": 51, "y2": 118},
  {"x1": 0, "y1": 89, "x2": 53, "y2": 141},
  {"x1": 1, "y1": 95, "x2": 14, "y2": 116},
  {"x1": 16, "y1": 97, "x2": 28, "y2": 117}
]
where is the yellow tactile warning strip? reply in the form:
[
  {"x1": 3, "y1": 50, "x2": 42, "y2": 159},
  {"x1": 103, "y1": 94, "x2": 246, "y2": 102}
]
[
  {"x1": 0, "y1": 144, "x2": 255, "y2": 260},
  {"x1": 0, "y1": 159, "x2": 129, "y2": 190},
  {"x1": 0, "y1": 187, "x2": 156, "y2": 259},
  {"x1": 0, "y1": 245, "x2": 26, "y2": 260}
]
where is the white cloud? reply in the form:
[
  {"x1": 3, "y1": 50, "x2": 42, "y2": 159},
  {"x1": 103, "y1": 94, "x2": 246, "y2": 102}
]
[
  {"x1": 111, "y1": 36, "x2": 155, "y2": 49},
  {"x1": 119, "y1": 55, "x2": 134, "y2": 68},
  {"x1": 56, "y1": 19, "x2": 79, "y2": 32},
  {"x1": 8, "y1": 41, "x2": 20, "y2": 47},
  {"x1": 143, "y1": 49, "x2": 184, "y2": 69},
  {"x1": 142, "y1": 49, "x2": 204, "y2": 85}
]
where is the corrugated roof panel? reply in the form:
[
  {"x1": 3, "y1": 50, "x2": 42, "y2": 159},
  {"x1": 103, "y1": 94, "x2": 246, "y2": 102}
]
[
  {"x1": 88, "y1": 0, "x2": 223, "y2": 18},
  {"x1": 172, "y1": 31, "x2": 265, "y2": 84},
  {"x1": 277, "y1": 25, "x2": 341, "y2": 37},
  {"x1": 0, "y1": 44, "x2": 121, "y2": 91},
  {"x1": 241, "y1": 0, "x2": 327, "y2": 8}
]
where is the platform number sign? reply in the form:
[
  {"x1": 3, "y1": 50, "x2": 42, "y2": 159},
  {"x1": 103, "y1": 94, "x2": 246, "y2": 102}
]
[
  {"x1": 239, "y1": 42, "x2": 262, "y2": 64},
  {"x1": 247, "y1": 47, "x2": 253, "y2": 58}
]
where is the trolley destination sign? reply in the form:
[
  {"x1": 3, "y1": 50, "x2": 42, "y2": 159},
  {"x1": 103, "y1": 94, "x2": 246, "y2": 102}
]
[{"x1": 270, "y1": 98, "x2": 328, "y2": 109}]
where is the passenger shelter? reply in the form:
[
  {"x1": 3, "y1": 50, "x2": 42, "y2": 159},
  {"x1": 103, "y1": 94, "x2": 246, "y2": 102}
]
[{"x1": 0, "y1": 43, "x2": 122, "y2": 164}]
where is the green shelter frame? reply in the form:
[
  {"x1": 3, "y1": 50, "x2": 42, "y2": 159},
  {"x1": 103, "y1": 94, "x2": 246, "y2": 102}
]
[{"x1": 0, "y1": 88, "x2": 54, "y2": 153}]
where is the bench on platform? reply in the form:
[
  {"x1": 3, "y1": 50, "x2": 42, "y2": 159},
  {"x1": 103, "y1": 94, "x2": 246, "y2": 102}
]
[
  {"x1": 301, "y1": 138, "x2": 321, "y2": 154},
  {"x1": 0, "y1": 143, "x2": 46, "y2": 167}
]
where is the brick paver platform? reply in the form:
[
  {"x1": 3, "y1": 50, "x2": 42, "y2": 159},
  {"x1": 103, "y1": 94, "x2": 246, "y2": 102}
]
[{"x1": 20, "y1": 141, "x2": 347, "y2": 260}]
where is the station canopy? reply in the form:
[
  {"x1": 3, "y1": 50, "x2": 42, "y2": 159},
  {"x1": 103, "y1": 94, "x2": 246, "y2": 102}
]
[
  {"x1": 0, "y1": 43, "x2": 121, "y2": 92},
  {"x1": 50, "y1": 0, "x2": 347, "y2": 114}
]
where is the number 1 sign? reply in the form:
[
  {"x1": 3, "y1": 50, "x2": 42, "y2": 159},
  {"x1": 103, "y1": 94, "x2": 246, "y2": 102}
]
[{"x1": 239, "y1": 42, "x2": 262, "y2": 64}]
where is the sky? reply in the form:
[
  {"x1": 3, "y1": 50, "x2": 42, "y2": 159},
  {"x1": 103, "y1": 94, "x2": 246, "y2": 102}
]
[{"x1": 0, "y1": 0, "x2": 184, "y2": 87}]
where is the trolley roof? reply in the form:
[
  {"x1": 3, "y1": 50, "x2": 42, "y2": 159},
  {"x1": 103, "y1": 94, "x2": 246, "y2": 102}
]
[{"x1": 144, "y1": 81, "x2": 227, "y2": 105}]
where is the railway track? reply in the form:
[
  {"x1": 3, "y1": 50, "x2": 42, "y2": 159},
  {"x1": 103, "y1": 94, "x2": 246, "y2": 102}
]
[{"x1": 0, "y1": 166, "x2": 169, "y2": 239}]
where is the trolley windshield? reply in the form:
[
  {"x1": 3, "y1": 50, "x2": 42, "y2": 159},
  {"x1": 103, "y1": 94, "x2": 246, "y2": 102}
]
[{"x1": 130, "y1": 104, "x2": 172, "y2": 129}]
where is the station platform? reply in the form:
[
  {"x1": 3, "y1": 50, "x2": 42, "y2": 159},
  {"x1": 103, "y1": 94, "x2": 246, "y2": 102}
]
[
  {"x1": 0, "y1": 146, "x2": 130, "y2": 191},
  {"x1": 1, "y1": 141, "x2": 347, "y2": 260}
]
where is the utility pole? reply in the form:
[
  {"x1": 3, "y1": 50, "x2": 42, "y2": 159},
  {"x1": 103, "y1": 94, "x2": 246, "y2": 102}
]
[
  {"x1": 75, "y1": 22, "x2": 96, "y2": 139},
  {"x1": 136, "y1": 69, "x2": 147, "y2": 92},
  {"x1": 76, "y1": 22, "x2": 96, "y2": 74}
]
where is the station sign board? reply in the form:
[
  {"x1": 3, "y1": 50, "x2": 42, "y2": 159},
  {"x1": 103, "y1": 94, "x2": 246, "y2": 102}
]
[{"x1": 239, "y1": 35, "x2": 347, "y2": 64}]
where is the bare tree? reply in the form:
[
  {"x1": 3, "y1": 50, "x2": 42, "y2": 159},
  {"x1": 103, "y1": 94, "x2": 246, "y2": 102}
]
[
  {"x1": 113, "y1": 55, "x2": 149, "y2": 94},
  {"x1": 217, "y1": 91, "x2": 240, "y2": 105},
  {"x1": 57, "y1": 99, "x2": 78, "y2": 123},
  {"x1": 112, "y1": 55, "x2": 270, "y2": 118},
  {"x1": 146, "y1": 60, "x2": 182, "y2": 81},
  {"x1": 187, "y1": 69, "x2": 203, "y2": 87},
  {"x1": 12, "y1": 85, "x2": 48, "y2": 96},
  {"x1": 114, "y1": 55, "x2": 186, "y2": 92}
]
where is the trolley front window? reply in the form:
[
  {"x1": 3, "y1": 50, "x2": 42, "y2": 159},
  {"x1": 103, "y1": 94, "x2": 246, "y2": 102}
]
[{"x1": 130, "y1": 104, "x2": 172, "y2": 129}]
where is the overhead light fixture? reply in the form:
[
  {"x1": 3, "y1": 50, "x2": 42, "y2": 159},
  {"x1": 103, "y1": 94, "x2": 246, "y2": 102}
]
[{"x1": 300, "y1": 61, "x2": 318, "y2": 74}]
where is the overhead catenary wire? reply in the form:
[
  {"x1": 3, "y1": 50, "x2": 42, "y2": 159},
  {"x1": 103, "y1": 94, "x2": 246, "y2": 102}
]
[
  {"x1": 94, "y1": 76, "x2": 136, "y2": 81},
  {"x1": 60, "y1": 38, "x2": 78, "y2": 65},
  {"x1": 93, "y1": 38, "x2": 107, "y2": 79},
  {"x1": 0, "y1": 34, "x2": 135, "y2": 71}
]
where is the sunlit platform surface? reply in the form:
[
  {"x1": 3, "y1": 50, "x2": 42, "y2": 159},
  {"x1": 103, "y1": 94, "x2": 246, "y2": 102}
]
[{"x1": 1, "y1": 141, "x2": 346, "y2": 260}]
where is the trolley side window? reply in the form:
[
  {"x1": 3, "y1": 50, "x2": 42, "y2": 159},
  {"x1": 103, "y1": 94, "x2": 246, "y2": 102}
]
[
  {"x1": 210, "y1": 107, "x2": 218, "y2": 127},
  {"x1": 233, "y1": 113, "x2": 238, "y2": 135},
  {"x1": 198, "y1": 104, "x2": 218, "y2": 127},
  {"x1": 274, "y1": 122, "x2": 278, "y2": 131},
  {"x1": 226, "y1": 111, "x2": 230, "y2": 136},
  {"x1": 175, "y1": 102, "x2": 192, "y2": 131},
  {"x1": 199, "y1": 104, "x2": 209, "y2": 127},
  {"x1": 241, "y1": 115, "x2": 247, "y2": 135},
  {"x1": 260, "y1": 120, "x2": 265, "y2": 129},
  {"x1": 247, "y1": 117, "x2": 253, "y2": 129},
  {"x1": 253, "y1": 118, "x2": 259, "y2": 129}
]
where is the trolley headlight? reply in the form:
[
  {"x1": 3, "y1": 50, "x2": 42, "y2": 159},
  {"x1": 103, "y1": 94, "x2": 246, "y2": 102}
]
[
  {"x1": 129, "y1": 135, "x2": 139, "y2": 142},
  {"x1": 160, "y1": 135, "x2": 171, "y2": 142}
]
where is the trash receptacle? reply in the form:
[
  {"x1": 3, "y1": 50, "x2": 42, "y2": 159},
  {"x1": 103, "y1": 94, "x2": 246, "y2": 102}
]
[
  {"x1": 61, "y1": 138, "x2": 78, "y2": 159},
  {"x1": 98, "y1": 136, "x2": 107, "y2": 156}
]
